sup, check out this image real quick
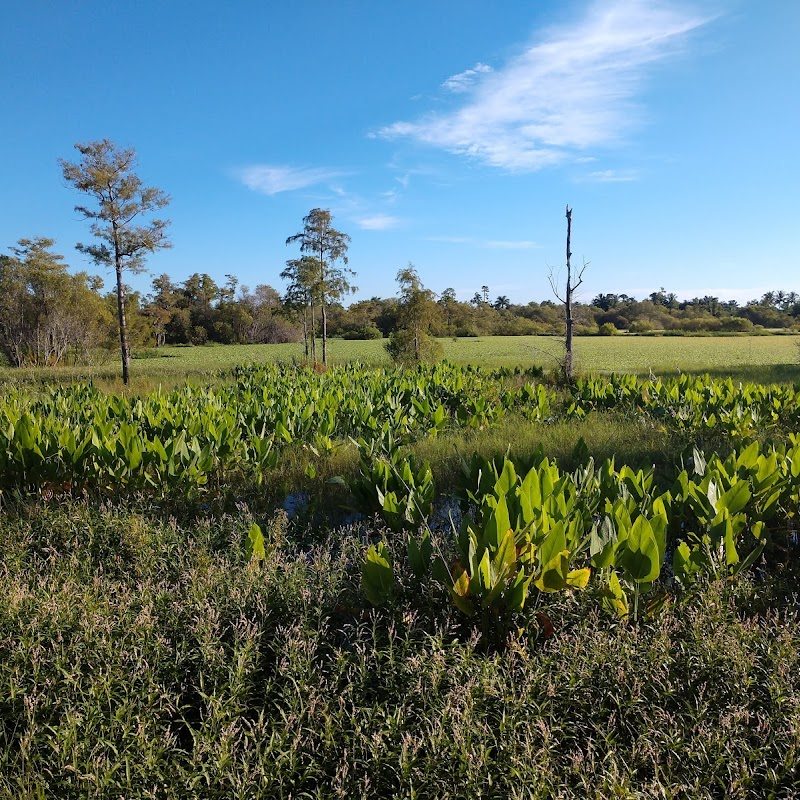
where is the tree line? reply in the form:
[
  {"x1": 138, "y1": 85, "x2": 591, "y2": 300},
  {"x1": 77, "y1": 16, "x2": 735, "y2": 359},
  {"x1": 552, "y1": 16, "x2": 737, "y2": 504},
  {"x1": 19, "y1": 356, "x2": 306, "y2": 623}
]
[
  {"x1": 4, "y1": 232, "x2": 798, "y2": 367},
  {"x1": 2, "y1": 138, "x2": 799, "y2": 377}
]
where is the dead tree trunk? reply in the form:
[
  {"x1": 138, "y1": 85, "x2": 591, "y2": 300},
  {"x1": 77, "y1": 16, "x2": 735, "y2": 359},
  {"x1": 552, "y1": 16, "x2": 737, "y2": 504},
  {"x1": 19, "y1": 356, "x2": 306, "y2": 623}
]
[
  {"x1": 309, "y1": 300, "x2": 317, "y2": 362},
  {"x1": 302, "y1": 305, "x2": 309, "y2": 359},
  {"x1": 321, "y1": 303, "x2": 328, "y2": 366},
  {"x1": 548, "y1": 204, "x2": 587, "y2": 385},
  {"x1": 564, "y1": 205, "x2": 574, "y2": 383},
  {"x1": 114, "y1": 260, "x2": 131, "y2": 385}
]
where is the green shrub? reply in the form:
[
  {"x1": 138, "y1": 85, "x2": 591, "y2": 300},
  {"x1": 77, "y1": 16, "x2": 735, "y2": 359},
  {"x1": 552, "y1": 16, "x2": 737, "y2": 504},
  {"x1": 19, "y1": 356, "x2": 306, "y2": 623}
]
[
  {"x1": 720, "y1": 316, "x2": 755, "y2": 332},
  {"x1": 629, "y1": 319, "x2": 654, "y2": 333},
  {"x1": 342, "y1": 323, "x2": 384, "y2": 340},
  {"x1": 385, "y1": 328, "x2": 443, "y2": 364}
]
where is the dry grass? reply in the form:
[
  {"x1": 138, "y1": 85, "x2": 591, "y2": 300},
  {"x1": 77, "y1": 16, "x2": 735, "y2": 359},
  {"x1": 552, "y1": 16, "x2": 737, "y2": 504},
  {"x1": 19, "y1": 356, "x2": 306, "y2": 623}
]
[{"x1": 1, "y1": 504, "x2": 799, "y2": 798}]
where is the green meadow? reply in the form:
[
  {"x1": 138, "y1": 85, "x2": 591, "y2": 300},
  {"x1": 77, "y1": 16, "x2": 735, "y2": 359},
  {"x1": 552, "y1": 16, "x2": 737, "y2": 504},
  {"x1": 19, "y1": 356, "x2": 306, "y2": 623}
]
[{"x1": 3, "y1": 333, "x2": 800, "y2": 388}]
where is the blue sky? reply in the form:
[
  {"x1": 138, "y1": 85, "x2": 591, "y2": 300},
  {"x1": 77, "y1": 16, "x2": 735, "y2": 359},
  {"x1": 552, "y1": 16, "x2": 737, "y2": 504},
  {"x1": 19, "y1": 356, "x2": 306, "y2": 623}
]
[{"x1": 1, "y1": 0, "x2": 798, "y2": 306}]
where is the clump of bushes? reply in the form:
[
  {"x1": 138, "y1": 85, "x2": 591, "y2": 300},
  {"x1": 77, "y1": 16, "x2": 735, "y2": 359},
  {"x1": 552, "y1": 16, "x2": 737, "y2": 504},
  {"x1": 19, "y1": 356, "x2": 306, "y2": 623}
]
[
  {"x1": 341, "y1": 323, "x2": 383, "y2": 340},
  {"x1": 629, "y1": 319, "x2": 655, "y2": 333},
  {"x1": 599, "y1": 321, "x2": 619, "y2": 335}
]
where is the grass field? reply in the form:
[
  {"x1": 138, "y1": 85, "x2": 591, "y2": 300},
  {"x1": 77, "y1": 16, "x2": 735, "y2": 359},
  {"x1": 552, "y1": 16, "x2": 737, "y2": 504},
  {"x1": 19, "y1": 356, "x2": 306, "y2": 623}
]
[
  {"x1": 2, "y1": 333, "x2": 800, "y2": 388},
  {"x1": 135, "y1": 334, "x2": 800, "y2": 376}
]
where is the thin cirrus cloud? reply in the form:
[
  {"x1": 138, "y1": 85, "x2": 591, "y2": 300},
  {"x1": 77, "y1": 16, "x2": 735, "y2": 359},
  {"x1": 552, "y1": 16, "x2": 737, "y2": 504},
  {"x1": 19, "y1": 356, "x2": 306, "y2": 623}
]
[
  {"x1": 236, "y1": 164, "x2": 349, "y2": 195},
  {"x1": 583, "y1": 169, "x2": 640, "y2": 182},
  {"x1": 426, "y1": 235, "x2": 539, "y2": 249},
  {"x1": 378, "y1": 0, "x2": 711, "y2": 171},
  {"x1": 356, "y1": 214, "x2": 402, "y2": 230},
  {"x1": 426, "y1": 235, "x2": 472, "y2": 244},
  {"x1": 442, "y1": 62, "x2": 493, "y2": 93},
  {"x1": 485, "y1": 240, "x2": 540, "y2": 250}
]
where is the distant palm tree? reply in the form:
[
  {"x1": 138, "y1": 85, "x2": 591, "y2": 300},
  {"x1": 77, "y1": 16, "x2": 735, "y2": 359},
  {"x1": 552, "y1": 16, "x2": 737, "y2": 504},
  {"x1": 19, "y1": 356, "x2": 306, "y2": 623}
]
[{"x1": 494, "y1": 295, "x2": 511, "y2": 310}]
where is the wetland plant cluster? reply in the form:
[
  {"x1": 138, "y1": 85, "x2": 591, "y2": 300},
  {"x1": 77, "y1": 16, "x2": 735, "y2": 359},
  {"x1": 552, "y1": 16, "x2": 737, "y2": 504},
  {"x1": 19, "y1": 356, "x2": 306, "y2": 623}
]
[{"x1": 1, "y1": 362, "x2": 800, "y2": 797}]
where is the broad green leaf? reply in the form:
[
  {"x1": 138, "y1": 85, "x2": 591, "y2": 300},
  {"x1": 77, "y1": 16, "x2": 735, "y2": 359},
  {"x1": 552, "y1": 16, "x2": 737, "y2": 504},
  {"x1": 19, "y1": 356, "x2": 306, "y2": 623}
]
[
  {"x1": 538, "y1": 522, "x2": 567, "y2": 571},
  {"x1": 520, "y1": 466, "x2": 542, "y2": 516},
  {"x1": 450, "y1": 569, "x2": 475, "y2": 616},
  {"x1": 673, "y1": 541, "x2": 701, "y2": 584},
  {"x1": 719, "y1": 481, "x2": 750, "y2": 516},
  {"x1": 724, "y1": 520, "x2": 739, "y2": 566},
  {"x1": 407, "y1": 530, "x2": 433, "y2": 580},
  {"x1": 506, "y1": 570, "x2": 532, "y2": 611},
  {"x1": 534, "y1": 549, "x2": 570, "y2": 593},
  {"x1": 492, "y1": 528, "x2": 517, "y2": 579},
  {"x1": 472, "y1": 549, "x2": 492, "y2": 594},
  {"x1": 483, "y1": 493, "x2": 511, "y2": 551},
  {"x1": 649, "y1": 513, "x2": 668, "y2": 564},
  {"x1": 362, "y1": 543, "x2": 395, "y2": 606},
  {"x1": 736, "y1": 440, "x2": 760, "y2": 471},
  {"x1": 601, "y1": 572, "x2": 629, "y2": 618},
  {"x1": 619, "y1": 516, "x2": 661, "y2": 583},
  {"x1": 626, "y1": 514, "x2": 650, "y2": 552},
  {"x1": 590, "y1": 517, "x2": 617, "y2": 569},
  {"x1": 494, "y1": 459, "x2": 517, "y2": 497}
]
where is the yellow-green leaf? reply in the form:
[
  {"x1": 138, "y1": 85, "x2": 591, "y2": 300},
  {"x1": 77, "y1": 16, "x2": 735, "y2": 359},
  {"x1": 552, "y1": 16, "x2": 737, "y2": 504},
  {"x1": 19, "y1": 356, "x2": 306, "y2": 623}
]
[
  {"x1": 246, "y1": 523, "x2": 265, "y2": 561},
  {"x1": 534, "y1": 549, "x2": 569, "y2": 593},
  {"x1": 566, "y1": 567, "x2": 591, "y2": 590}
]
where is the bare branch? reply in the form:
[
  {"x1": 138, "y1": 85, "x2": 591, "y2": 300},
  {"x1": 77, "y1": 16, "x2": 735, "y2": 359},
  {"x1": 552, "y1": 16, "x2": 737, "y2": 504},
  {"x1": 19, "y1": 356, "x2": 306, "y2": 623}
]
[
  {"x1": 547, "y1": 264, "x2": 566, "y2": 303},
  {"x1": 574, "y1": 258, "x2": 590, "y2": 291}
]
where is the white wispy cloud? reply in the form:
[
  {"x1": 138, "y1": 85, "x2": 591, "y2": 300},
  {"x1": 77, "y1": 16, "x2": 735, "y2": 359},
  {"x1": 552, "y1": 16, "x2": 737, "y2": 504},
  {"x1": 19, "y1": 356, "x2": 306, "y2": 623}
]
[
  {"x1": 378, "y1": 0, "x2": 711, "y2": 171},
  {"x1": 583, "y1": 168, "x2": 640, "y2": 182},
  {"x1": 442, "y1": 62, "x2": 493, "y2": 93},
  {"x1": 426, "y1": 235, "x2": 540, "y2": 249},
  {"x1": 485, "y1": 240, "x2": 541, "y2": 250},
  {"x1": 356, "y1": 214, "x2": 401, "y2": 230},
  {"x1": 426, "y1": 235, "x2": 472, "y2": 244},
  {"x1": 236, "y1": 164, "x2": 348, "y2": 195}
]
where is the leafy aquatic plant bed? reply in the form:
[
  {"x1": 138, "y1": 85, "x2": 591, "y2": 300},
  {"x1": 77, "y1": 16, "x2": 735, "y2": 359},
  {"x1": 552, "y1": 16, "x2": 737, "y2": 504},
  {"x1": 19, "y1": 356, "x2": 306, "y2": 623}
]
[{"x1": 4, "y1": 363, "x2": 800, "y2": 796}]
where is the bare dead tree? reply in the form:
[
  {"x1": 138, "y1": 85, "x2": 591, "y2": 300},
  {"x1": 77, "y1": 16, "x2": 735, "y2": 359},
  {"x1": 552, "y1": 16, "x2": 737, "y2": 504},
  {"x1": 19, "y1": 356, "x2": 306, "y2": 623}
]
[{"x1": 548, "y1": 205, "x2": 588, "y2": 383}]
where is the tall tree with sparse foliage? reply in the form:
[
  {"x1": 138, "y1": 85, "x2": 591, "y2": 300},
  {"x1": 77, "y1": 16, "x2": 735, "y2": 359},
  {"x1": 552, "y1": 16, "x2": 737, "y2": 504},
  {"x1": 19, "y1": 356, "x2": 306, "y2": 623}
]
[
  {"x1": 286, "y1": 208, "x2": 353, "y2": 365},
  {"x1": 386, "y1": 263, "x2": 442, "y2": 364},
  {"x1": 60, "y1": 139, "x2": 171, "y2": 384}
]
